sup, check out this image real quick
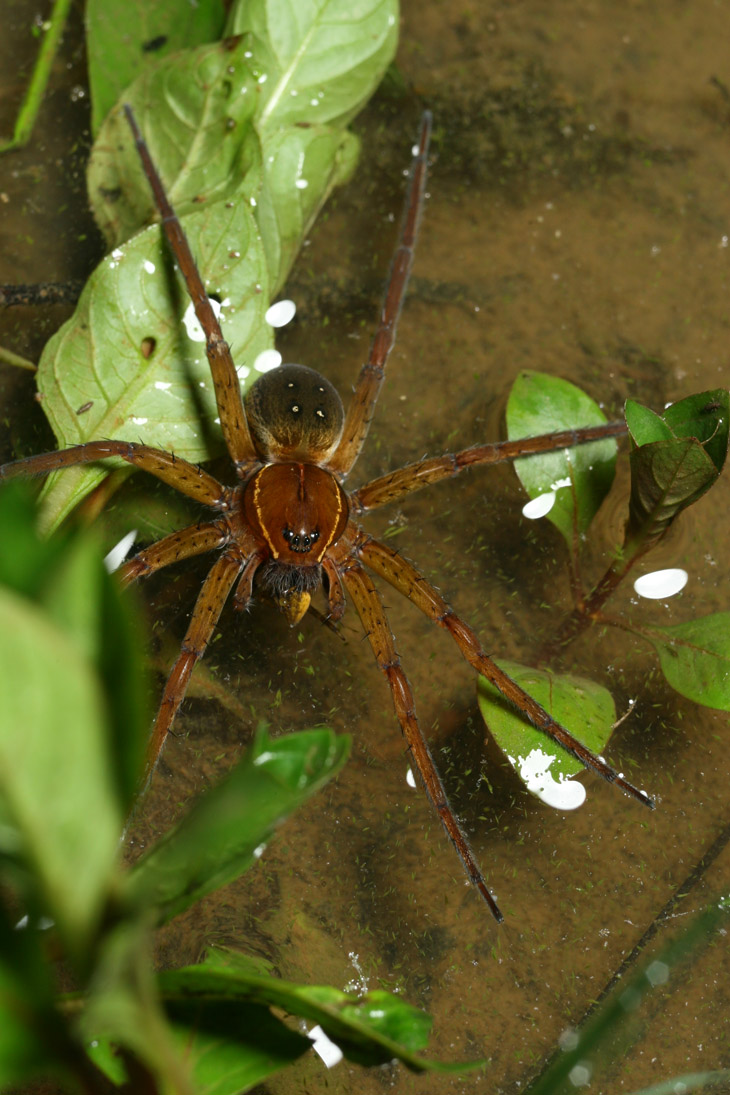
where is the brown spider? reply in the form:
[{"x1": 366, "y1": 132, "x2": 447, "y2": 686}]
[{"x1": 0, "y1": 107, "x2": 653, "y2": 921}]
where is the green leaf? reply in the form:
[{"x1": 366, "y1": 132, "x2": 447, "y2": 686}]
[
  {"x1": 88, "y1": 40, "x2": 261, "y2": 249},
  {"x1": 227, "y1": 0, "x2": 399, "y2": 130},
  {"x1": 506, "y1": 371, "x2": 618, "y2": 547},
  {"x1": 256, "y1": 124, "x2": 360, "y2": 291},
  {"x1": 35, "y1": 202, "x2": 272, "y2": 534},
  {"x1": 0, "y1": 586, "x2": 122, "y2": 960},
  {"x1": 624, "y1": 389, "x2": 729, "y2": 555},
  {"x1": 86, "y1": 0, "x2": 226, "y2": 135},
  {"x1": 159, "y1": 946, "x2": 483, "y2": 1075},
  {"x1": 643, "y1": 613, "x2": 730, "y2": 710},
  {"x1": 477, "y1": 661, "x2": 616, "y2": 809},
  {"x1": 126, "y1": 726, "x2": 351, "y2": 924}
]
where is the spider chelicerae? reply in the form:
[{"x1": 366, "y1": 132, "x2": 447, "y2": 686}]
[{"x1": 0, "y1": 107, "x2": 653, "y2": 921}]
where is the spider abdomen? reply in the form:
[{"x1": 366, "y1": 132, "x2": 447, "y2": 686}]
[{"x1": 244, "y1": 363, "x2": 345, "y2": 463}]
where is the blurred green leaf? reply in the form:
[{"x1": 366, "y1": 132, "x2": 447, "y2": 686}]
[
  {"x1": 127, "y1": 726, "x2": 351, "y2": 924},
  {"x1": 0, "y1": 585, "x2": 121, "y2": 961},
  {"x1": 88, "y1": 39, "x2": 261, "y2": 248},
  {"x1": 160, "y1": 946, "x2": 483, "y2": 1074},
  {"x1": 506, "y1": 371, "x2": 617, "y2": 548},
  {"x1": 642, "y1": 613, "x2": 730, "y2": 711},
  {"x1": 477, "y1": 661, "x2": 616, "y2": 808},
  {"x1": 624, "y1": 389, "x2": 729, "y2": 556},
  {"x1": 35, "y1": 201, "x2": 272, "y2": 534},
  {"x1": 86, "y1": 0, "x2": 226, "y2": 135},
  {"x1": 227, "y1": 0, "x2": 399, "y2": 129}
]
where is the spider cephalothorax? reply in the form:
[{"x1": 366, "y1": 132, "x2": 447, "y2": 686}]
[{"x1": 0, "y1": 106, "x2": 653, "y2": 921}]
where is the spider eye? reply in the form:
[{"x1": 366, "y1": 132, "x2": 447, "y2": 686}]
[{"x1": 282, "y1": 526, "x2": 320, "y2": 553}]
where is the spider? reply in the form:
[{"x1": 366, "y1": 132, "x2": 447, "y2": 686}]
[{"x1": 0, "y1": 107, "x2": 654, "y2": 922}]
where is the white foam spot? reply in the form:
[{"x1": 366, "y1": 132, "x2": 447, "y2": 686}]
[
  {"x1": 111, "y1": 247, "x2": 123, "y2": 260},
  {"x1": 295, "y1": 178, "x2": 309, "y2": 189},
  {"x1": 508, "y1": 747, "x2": 586, "y2": 810},
  {"x1": 634, "y1": 568, "x2": 688, "y2": 600},
  {"x1": 154, "y1": 381, "x2": 172, "y2": 391},
  {"x1": 182, "y1": 298, "x2": 226, "y2": 342},
  {"x1": 265, "y1": 299, "x2": 296, "y2": 328},
  {"x1": 104, "y1": 530, "x2": 138, "y2": 573},
  {"x1": 308, "y1": 1026, "x2": 343, "y2": 1068},
  {"x1": 405, "y1": 767, "x2": 416, "y2": 789},
  {"x1": 253, "y1": 349, "x2": 282, "y2": 373},
  {"x1": 523, "y1": 492, "x2": 556, "y2": 519},
  {"x1": 143, "y1": 259, "x2": 155, "y2": 274},
  {"x1": 131, "y1": 416, "x2": 148, "y2": 425},
  {"x1": 237, "y1": 364, "x2": 251, "y2": 381}
]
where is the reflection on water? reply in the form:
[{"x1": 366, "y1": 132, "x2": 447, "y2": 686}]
[{"x1": 2, "y1": 1, "x2": 730, "y2": 1093}]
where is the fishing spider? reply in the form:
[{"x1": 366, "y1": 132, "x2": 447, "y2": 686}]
[{"x1": 1, "y1": 107, "x2": 653, "y2": 921}]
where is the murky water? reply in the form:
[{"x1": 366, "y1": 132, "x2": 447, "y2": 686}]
[{"x1": 2, "y1": 2, "x2": 730, "y2": 1093}]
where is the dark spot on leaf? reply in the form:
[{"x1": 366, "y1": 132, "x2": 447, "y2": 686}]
[
  {"x1": 141, "y1": 337, "x2": 156, "y2": 360},
  {"x1": 75, "y1": 401, "x2": 93, "y2": 415},
  {"x1": 142, "y1": 35, "x2": 167, "y2": 53}
]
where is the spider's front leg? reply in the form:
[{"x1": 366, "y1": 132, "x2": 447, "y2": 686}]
[{"x1": 330, "y1": 538, "x2": 504, "y2": 921}]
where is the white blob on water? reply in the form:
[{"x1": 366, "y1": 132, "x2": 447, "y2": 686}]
[
  {"x1": 182, "y1": 297, "x2": 230, "y2": 342},
  {"x1": 265, "y1": 299, "x2": 296, "y2": 328},
  {"x1": 634, "y1": 568, "x2": 688, "y2": 600},
  {"x1": 308, "y1": 1026, "x2": 343, "y2": 1068},
  {"x1": 154, "y1": 381, "x2": 172, "y2": 391},
  {"x1": 143, "y1": 259, "x2": 156, "y2": 274},
  {"x1": 405, "y1": 766, "x2": 416, "y2": 789},
  {"x1": 253, "y1": 349, "x2": 282, "y2": 373},
  {"x1": 104, "y1": 530, "x2": 138, "y2": 574},
  {"x1": 508, "y1": 747, "x2": 586, "y2": 810},
  {"x1": 131, "y1": 416, "x2": 148, "y2": 426},
  {"x1": 523, "y1": 492, "x2": 556, "y2": 519},
  {"x1": 295, "y1": 178, "x2": 309, "y2": 189},
  {"x1": 522, "y1": 475, "x2": 571, "y2": 520}
]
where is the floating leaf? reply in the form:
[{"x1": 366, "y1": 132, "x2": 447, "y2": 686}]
[
  {"x1": 256, "y1": 124, "x2": 360, "y2": 291},
  {"x1": 227, "y1": 0, "x2": 399, "y2": 130},
  {"x1": 126, "y1": 726, "x2": 351, "y2": 924},
  {"x1": 88, "y1": 39, "x2": 262, "y2": 248},
  {"x1": 624, "y1": 389, "x2": 729, "y2": 555},
  {"x1": 86, "y1": 0, "x2": 226, "y2": 135},
  {"x1": 506, "y1": 371, "x2": 618, "y2": 547},
  {"x1": 159, "y1": 946, "x2": 483, "y2": 1075},
  {"x1": 477, "y1": 661, "x2": 617, "y2": 809},
  {"x1": 35, "y1": 202, "x2": 272, "y2": 533},
  {"x1": 643, "y1": 613, "x2": 730, "y2": 710}
]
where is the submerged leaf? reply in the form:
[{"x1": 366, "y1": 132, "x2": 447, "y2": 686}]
[
  {"x1": 35, "y1": 203, "x2": 272, "y2": 533},
  {"x1": 227, "y1": 0, "x2": 399, "y2": 129},
  {"x1": 624, "y1": 389, "x2": 729, "y2": 555},
  {"x1": 86, "y1": 0, "x2": 226, "y2": 135},
  {"x1": 644, "y1": 613, "x2": 730, "y2": 711},
  {"x1": 477, "y1": 661, "x2": 617, "y2": 809},
  {"x1": 506, "y1": 371, "x2": 618, "y2": 547},
  {"x1": 88, "y1": 39, "x2": 262, "y2": 248}
]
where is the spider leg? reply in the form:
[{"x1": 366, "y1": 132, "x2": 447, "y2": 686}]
[
  {"x1": 337, "y1": 553, "x2": 503, "y2": 921},
  {"x1": 123, "y1": 105, "x2": 259, "y2": 476},
  {"x1": 354, "y1": 531, "x2": 655, "y2": 810},
  {"x1": 0, "y1": 440, "x2": 231, "y2": 507},
  {"x1": 144, "y1": 549, "x2": 243, "y2": 780},
  {"x1": 327, "y1": 112, "x2": 431, "y2": 479},
  {"x1": 118, "y1": 519, "x2": 231, "y2": 587},
  {"x1": 352, "y1": 422, "x2": 627, "y2": 512},
  {"x1": 322, "y1": 555, "x2": 347, "y2": 623}
]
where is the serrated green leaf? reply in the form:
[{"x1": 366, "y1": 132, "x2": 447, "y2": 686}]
[
  {"x1": 477, "y1": 661, "x2": 616, "y2": 809},
  {"x1": 506, "y1": 371, "x2": 617, "y2": 546},
  {"x1": 256, "y1": 124, "x2": 360, "y2": 291},
  {"x1": 126, "y1": 726, "x2": 350, "y2": 924},
  {"x1": 86, "y1": 0, "x2": 226, "y2": 135},
  {"x1": 88, "y1": 41, "x2": 262, "y2": 248},
  {"x1": 159, "y1": 946, "x2": 484, "y2": 1075},
  {"x1": 35, "y1": 202, "x2": 272, "y2": 534},
  {"x1": 0, "y1": 587, "x2": 121, "y2": 960},
  {"x1": 227, "y1": 0, "x2": 399, "y2": 130},
  {"x1": 643, "y1": 613, "x2": 730, "y2": 710}
]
